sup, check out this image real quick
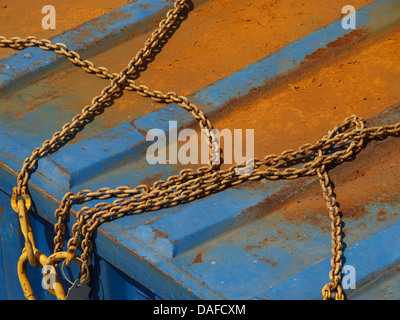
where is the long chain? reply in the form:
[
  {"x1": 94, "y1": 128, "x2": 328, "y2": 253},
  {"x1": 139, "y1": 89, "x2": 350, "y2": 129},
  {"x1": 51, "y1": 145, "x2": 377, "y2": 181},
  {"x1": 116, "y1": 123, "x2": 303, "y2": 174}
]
[{"x1": 2, "y1": 0, "x2": 400, "y2": 300}]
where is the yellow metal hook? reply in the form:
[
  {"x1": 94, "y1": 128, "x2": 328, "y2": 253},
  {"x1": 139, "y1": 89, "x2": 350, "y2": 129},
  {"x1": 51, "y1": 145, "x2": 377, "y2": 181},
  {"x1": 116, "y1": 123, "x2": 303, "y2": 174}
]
[{"x1": 11, "y1": 187, "x2": 37, "y2": 266}]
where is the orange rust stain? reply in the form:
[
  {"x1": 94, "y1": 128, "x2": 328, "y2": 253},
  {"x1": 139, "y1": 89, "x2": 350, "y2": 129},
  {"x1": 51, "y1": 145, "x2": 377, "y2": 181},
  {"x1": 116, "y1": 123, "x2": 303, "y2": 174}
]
[
  {"x1": 210, "y1": 24, "x2": 400, "y2": 162},
  {"x1": 189, "y1": 252, "x2": 203, "y2": 266},
  {"x1": 1, "y1": 0, "x2": 388, "y2": 179},
  {"x1": 304, "y1": 29, "x2": 370, "y2": 63},
  {"x1": 47, "y1": 159, "x2": 72, "y2": 187},
  {"x1": 6, "y1": 0, "x2": 376, "y2": 139},
  {"x1": 377, "y1": 208, "x2": 387, "y2": 222},
  {"x1": 245, "y1": 244, "x2": 258, "y2": 251},
  {"x1": 154, "y1": 229, "x2": 169, "y2": 239},
  {"x1": 252, "y1": 253, "x2": 278, "y2": 267},
  {"x1": 278, "y1": 133, "x2": 400, "y2": 230},
  {"x1": 140, "y1": 172, "x2": 163, "y2": 187},
  {"x1": 259, "y1": 256, "x2": 278, "y2": 267},
  {"x1": 139, "y1": 4, "x2": 150, "y2": 10},
  {"x1": 245, "y1": 236, "x2": 278, "y2": 251},
  {"x1": 12, "y1": 89, "x2": 61, "y2": 119},
  {"x1": 326, "y1": 29, "x2": 369, "y2": 49},
  {"x1": 0, "y1": 0, "x2": 133, "y2": 59},
  {"x1": 344, "y1": 206, "x2": 371, "y2": 220},
  {"x1": 129, "y1": 120, "x2": 148, "y2": 138},
  {"x1": 50, "y1": 159, "x2": 71, "y2": 176},
  {"x1": 305, "y1": 47, "x2": 330, "y2": 62}
]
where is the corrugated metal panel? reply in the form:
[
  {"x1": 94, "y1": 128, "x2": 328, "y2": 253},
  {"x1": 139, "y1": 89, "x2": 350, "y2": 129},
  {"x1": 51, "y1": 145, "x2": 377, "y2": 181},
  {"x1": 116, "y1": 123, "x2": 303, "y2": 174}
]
[{"x1": 0, "y1": 0, "x2": 400, "y2": 300}]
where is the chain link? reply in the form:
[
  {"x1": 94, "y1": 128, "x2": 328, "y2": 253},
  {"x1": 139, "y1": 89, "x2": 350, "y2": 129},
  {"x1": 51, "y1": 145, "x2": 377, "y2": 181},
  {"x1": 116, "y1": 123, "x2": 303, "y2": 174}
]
[{"x1": 2, "y1": 0, "x2": 400, "y2": 299}]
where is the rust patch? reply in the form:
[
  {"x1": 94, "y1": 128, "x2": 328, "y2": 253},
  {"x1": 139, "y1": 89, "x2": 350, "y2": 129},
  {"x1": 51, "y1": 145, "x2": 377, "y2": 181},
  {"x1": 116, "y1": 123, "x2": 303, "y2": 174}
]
[
  {"x1": 235, "y1": 178, "x2": 316, "y2": 225},
  {"x1": 12, "y1": 88, "x2": 61, "y2": 119},
  {"x1": 140, "y1": 172, "x2": 163, "y2": 187},
  {"x1": 305, "y1": 47, "x2": 329, "y2": 62},
  {"x1": 129, "y1": 120, "x2": 148, "y2": 138},
  {"x1": 50, "y1": 159, "x2": 70, "y2": 176},
  {"x1": 245, "y1": 244, "x2": 258, "y2": 251},
  {"x1": 377, "y1": 208, "x2": 387, "y2": 222},
  {"x1": 342, "y1": 206, "x2": 370, "y2": 220},
  {"x1": 154, "y1": 229, "x2": 169, "y2": 240},
  {"x1": 0, "y1": 0, "x2": 133, "y2": 60},
  {"x1": 304, "y1": 29, "x2": 370, "y2": 63},
  {"x1": 189, "y1": 252, "x2": 203, "y2": 266},
  {"x1": 259, "y1": 256, "x2": 278, "y2": 267},
  {"x1": 245, "y1": 235, "x2": 278, "y2": 251},
  {"x1": 139, "y1": 4, "x2": 150, "y2": 10},
  {"x1": 327, "y1": 29, "x2": 369, "y2": 49},
  {"x1": 49, "y1": 159, "x2": 71, "y2": 186},
  {"x1": 279, "y1": 134, "x2": 400, "y2": 231},
  {"x1": 252, "y1": 253, "x2": 278, "y2": 267}
]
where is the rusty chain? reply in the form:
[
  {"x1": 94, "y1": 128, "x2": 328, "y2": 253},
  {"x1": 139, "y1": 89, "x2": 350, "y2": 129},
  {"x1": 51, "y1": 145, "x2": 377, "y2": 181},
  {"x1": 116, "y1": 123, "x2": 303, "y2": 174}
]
[{"x1": 2, "y1": 0, "x2": 400, "y2": 300}]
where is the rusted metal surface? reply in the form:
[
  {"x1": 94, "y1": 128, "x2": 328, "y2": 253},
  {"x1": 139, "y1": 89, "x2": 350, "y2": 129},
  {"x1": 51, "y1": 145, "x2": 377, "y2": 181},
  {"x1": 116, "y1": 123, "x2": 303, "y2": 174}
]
[
  {"x1": 0, "y1": 0, "x2": 134, "y2": 59},
  {"x1": 0, "y1": 0, "x2": 400, "y2": 299}
]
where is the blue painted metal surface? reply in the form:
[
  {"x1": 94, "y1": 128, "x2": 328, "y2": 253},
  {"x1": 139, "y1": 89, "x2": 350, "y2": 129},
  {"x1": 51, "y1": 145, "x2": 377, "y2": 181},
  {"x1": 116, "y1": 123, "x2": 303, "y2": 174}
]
[
  {"x1": 1, "y1": 0, "x2": 400, "y2": 299},
  {"x1": 0, "y1": 0, "x2": 175, "y2": 92}
]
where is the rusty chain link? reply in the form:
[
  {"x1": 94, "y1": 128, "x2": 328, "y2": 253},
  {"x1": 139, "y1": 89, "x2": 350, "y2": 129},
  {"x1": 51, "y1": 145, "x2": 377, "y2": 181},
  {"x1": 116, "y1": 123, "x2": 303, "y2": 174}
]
[
  {"x1": 2, "y1": 0, "x2": 400, "y2": 300},
  {"x1": 317, "y1": 163, "x2": 344, "y2": 299}
]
